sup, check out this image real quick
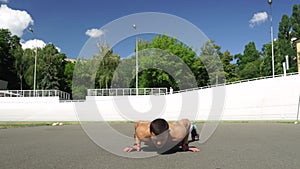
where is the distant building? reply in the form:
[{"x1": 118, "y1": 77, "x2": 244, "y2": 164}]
[
  {"x1": 65, "y1": 58, "x2": 77, "y2": 63},
  {"x1": 294, "y1": 38, "x2": 300, "y2": 74},
  {"x1": 0, "y1": 80, "x2": 8, "y2": 90}
]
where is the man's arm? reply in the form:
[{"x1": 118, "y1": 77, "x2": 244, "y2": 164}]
[
  {"x1": 123, "y1": 121, "x2": 151, "y2": 152},
  {"x1": 176, "y1": 119, "x2": 200, "y2": 152}
]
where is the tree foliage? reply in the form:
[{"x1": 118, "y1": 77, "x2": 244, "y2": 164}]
[
  {"x1": 277, "y1": 14, "x2": 297, "y2": 73},
  {"x1": 38, "y1": 44, "x2": 66, "y2": 89},
  {"x1": 132, "y1": 35, "x2": 199, "y2": 90},
  {"x1": 291, "y1": 4, "x2": 300, "y2": 38},
  {"x1": 235, "y1": 42, "x2": 261, "y2": 79},
  {"x1": 0, "y1": 29, "x2": 19, "y2": 89},
  {"x1": 63, "y1": 60, "x2": 75, "y2": 96},
  {"x1": 95, "y1": 44, "x2": 120, "y2": 89}
]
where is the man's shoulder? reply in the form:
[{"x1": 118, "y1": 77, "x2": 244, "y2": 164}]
[
  {"x1": 169, "y1": 122, "x2": 186, "y2": 130},
  {"x1": 134, "y1": 121, "x2": 151, "y2": 131},
  {"x1": 135, "y1": 121, "x2": 150, "y2": 126},
  {"x1": 134, "y1": 121, "x2": 151, "y2": 138}
]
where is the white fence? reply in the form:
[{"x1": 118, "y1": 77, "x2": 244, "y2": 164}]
[
  {"x1": 0, "y1": 90, "x2": 70, "y2": 100},
  {"x1": 87, "y1": 88, "x2": 168, "y2": 96},
  {"x1": 175, "y1": 72, "x2": 299, "y2": 94},
  {"x1": 0, "y1": 75, "x2": 300, "y2": 121}
]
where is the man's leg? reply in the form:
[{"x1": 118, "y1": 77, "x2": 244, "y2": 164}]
[
  {"x1": 178, "y1": 119, "x2": 192, "y2": 144},
  {"x1": 177, "y1": 119, "x2": 200, "y2": 152},
  {"x1": 191, "y1": 123, "x2": 199, "y2": 141},
  {"x1": 178, "y1": 119, "x2": 199, "y2": 141}
]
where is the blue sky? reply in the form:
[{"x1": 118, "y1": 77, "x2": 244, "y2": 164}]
[{"x1": 0, "y1": 0, "x2": 299, "y2": 59}]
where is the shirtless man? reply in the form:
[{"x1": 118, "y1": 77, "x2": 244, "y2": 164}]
[{"x1": 123, "y1": 118, "x2": 200, "y2": 153}]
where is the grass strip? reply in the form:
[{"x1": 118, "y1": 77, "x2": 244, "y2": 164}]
[{"x1": 0, "y1": 121, "x2": 79, "y2": 129}]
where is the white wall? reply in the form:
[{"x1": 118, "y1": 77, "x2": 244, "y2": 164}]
[
  {"x1": 222, "y1": 75, "x2": 300, "y2": 120},
  {"x1": 0, "y1": 75, "x2": 300, "y2": 121},
  {"x1": 0, "y1": 101, "x2": 76, "y2": 121},
  {"x1": 0, "y1": 97, "x2": 59, "y2": 103}
]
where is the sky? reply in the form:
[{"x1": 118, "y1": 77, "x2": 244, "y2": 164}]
[{"x1": 0, "y1": 0, "x2": 299, "y2": 59}]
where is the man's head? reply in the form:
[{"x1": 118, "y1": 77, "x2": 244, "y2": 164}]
[
  {"x1": 150, "y1": 118, "x2": 169, "y2": 148},
  {"x1": 150, "y1": 118, "x2": 169, "y2": 135}
]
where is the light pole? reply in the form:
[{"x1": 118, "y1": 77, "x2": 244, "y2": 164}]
[
  {"x1": 133, "y1": 24, "x2": 138, "y2": 95},
  {"x1": 268, "y1": 0, "x2": 275, "y2": 78},
  {"x1": 29, "y1": 28, "x2": 37, "y2": 95}
]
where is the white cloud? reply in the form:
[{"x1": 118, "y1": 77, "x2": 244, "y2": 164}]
[
  {"x1": 85, "y1": 28, "x2": 104, "y2": 38},
  {"x1": 55, "y1": 46, "x2": 61, "y2": 52},
  {"x1": 0, "y1": 4, "x2": 34, "y2": 36},
  {"x1": 21, "y1": 39, "x2": 46, "y2": 49},
  {"x1": 249, "y1": 12, "x2": 268, "y2": 28},
  {"x1": 21, "y1": 40, "x2": 61, "y2": 52}
]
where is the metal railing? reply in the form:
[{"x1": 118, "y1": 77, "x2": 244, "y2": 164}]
[
  {"x1": 0, "y1": 90, "x2": 70, "y2": 100},
  {"x1": 173, "y1": 72, "x2": 299, "y2": 94},
  {"x1": 1, "y1": 72, "x2": 297, "y2": 100},
  {"x1": 87, "y1": 73, "x2": 299, "y2": 96},
  {"x1": 87, "y1": 88, "x2": 168, "y2": 96}
]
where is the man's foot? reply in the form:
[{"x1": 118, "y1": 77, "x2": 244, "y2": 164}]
[
  {"x1": 192, "y1": 134, "x2": 199, "y2": 141},
  {"x1": 191, "y1": 124, "x2": 199, "y2": 141}
]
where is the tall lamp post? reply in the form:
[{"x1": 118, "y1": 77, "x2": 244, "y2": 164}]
[
  {"x1": 133, "y1": 24, "x2": 138, "y2": 95},
  {"x1": 268, "y1": 0, "x2": 275, "y2": 78},
  {"x1": 28, "y1": 28, "x2": 37, "y2": 95}
]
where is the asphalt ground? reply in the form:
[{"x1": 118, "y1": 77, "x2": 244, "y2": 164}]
[{"x1": 0, "y1": 123, "x2": 300, "y2": 169}]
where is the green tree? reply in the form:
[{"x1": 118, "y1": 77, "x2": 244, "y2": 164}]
[
  {"x1": 278, "y1": 14, "x2": 297, "y2": 73},
  {"x1": 239, "y1": 60, "x2": 261, "y2": 79},
  {"x1": 261, "y1": 39, "x2": 287, "y2": 76},
  {"x1": 13, "y1": 42, "x2": 27, "y2": 90},
  {"x1": 192, "y1": 56, "x2": 209, "y2": 87},
  {"x1": 136, "y1": 49, "x2": 191, "y2": 90},
  {"x1": 199, "y1": 40, "x2": 240, "y2": 85},
  {"x1": 72, "y1": 58, "x2": 95, "y2": 99},
  {"x1": 235, "y1": 42, "x2": 261, "y2": 79},
  {"x1": 0, "y1": 29, "x2": 19, "y2": 89},
  {"x1": 260, "y1": 43, "x2": 273, "y2": 76},
  {"x1": 134, "y1": 35, "x2": 198, "y2": 90},
  {"x1": 72, "y1": 44, "x2": 120, "y2": 99},
  {"x1": 22, "y1": 46, "x2": 44, "y2": 90},
  {"x1": 199, "y1": 40, "x2": 223, "y2": 85},
  {"x1": 23, "y1": 48, "x2": 35, "y2": 89},
  {"x1": 112, "y1": 57, "x2": 136, "y2": 88},
  {"x1": 291, "y1": 4, "x2": 300, "y2": 38},
  {"x1": 95, "y1": 44, "x2": 120, "y2": 89},
  {"x1": 63, "y1": 60, "x2": 75, "y2": 97},
  {"x1": 221, "y1": 50, "x2": 239, "y2": 82},
  {"x1": 38, "y1": 44, "x2": 66, "y2": 90},
  {"x1": 239, "y1": 42, "x2": 259, "y2": 65}
]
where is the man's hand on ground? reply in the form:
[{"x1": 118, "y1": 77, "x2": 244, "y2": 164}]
[
  {"x1": 182, "y1": 144, "x2": 200, "y2": 152},
  {"x1": 123, "y1": 145, "x2": 141, "y2": 152},
  {"x1": 188, "y1": 147, "x2": 200, "y2": 152}
]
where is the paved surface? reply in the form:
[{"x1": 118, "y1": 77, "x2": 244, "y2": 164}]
[{"x1": 0, "y1": 123, "x2": 300, "y2": 169}]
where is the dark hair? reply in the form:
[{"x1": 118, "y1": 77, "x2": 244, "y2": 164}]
[{"x1": 150, "y1": 118, "x2": 169, "y2": 135}]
